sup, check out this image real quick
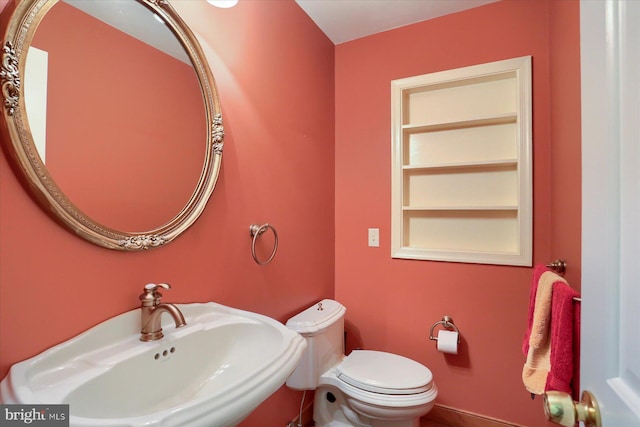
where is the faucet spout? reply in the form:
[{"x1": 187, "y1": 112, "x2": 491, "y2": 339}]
[
  {"x1": 139, "y1": 283, "x2": 186, "y2": 342},
  {"x1": 141, "y1": 303, "x2": 186, "y2": 341}
]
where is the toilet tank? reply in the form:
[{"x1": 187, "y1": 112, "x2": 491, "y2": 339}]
[{"x1": 285, "y1": 299, "x2": 346, "y2": 390}]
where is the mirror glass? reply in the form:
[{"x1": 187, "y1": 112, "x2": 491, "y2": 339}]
[
  {"x1": 27, "y1": 0, "x2": 207, "y2": 231},
  {"x1": 1, "y1": 0, "x2": 224, "y2": 250}
]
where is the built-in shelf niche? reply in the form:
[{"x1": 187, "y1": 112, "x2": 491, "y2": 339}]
[{"x1": 391, "y1": 56, "x2": 532, "y2": 266}]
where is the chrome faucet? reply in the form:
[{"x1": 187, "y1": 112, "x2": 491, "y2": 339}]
[{"x1": 139, "y1": 283, "x2": 186, "y2": 342}]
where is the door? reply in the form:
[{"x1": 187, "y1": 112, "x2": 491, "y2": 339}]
[{"x1": 581, "y1": 1, "x2": 640, "y2": 426}]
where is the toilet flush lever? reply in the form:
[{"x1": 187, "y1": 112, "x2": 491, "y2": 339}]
[{"x1": 317, "y1": 302, "x2": 324, "y2": 311}]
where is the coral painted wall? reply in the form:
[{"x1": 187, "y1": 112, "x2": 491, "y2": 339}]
[
  {"x1": 1, "y1": 0, "x2": 581, "y2": 425},
  {"x1": 335, "y1": 1, "x2": 580, "y2": 426},
  {"x1": 0, "y1": 0, "x2": 334, "y2": 425}
]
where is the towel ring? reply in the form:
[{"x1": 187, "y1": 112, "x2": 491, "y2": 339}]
[
  {"x1": 249, "y1": 223, "x2": 278, "y2": 265},
  {"x1": 429, "y1": 315, "x2": 461, "y2": 343}
]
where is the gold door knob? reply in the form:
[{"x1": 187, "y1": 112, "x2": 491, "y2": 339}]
[{"x1": 543, "y1": 391, "x2": 602, "y2": 427}]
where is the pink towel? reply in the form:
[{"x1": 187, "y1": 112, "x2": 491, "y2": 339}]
[
  {"x1": 522, "y1": 265, "x2": 580, "y2": 396},
  {"x1": 545, "y1": 281, "x2": 580, "y2": 394}
]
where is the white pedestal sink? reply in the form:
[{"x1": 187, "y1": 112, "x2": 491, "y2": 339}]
[{"x1": 0, "y1": 302, "x2": 307, "y2": 427}]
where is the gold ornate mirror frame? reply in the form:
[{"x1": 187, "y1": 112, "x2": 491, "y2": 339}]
[{"x1": 1, "y1": 0, "x2": 224, "y2": 251}]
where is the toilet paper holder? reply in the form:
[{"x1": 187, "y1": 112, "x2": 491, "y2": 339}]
[{"x1": 429, "y1": 316, "x2": 461, "y2": 344}]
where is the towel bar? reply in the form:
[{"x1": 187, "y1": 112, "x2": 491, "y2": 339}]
[
  {"x1": 546, "y1": 259, "x2": 567, "y2": 275},
  {"x1": 546, "y1": 259, "x2": 581, "y2": 302}
]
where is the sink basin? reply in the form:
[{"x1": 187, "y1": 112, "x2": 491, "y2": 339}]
[{"x1": 0, "y1": 302, "x2": 306, "y2": 427}]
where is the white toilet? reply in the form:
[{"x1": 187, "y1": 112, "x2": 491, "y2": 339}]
[{"x1": 286, "y1": 299, "x2": 437, "y2": 427}]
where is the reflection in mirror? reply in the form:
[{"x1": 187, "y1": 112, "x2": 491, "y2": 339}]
[
  {"x1": 1, "y1": 0, "x2": 224, "y2": 250},
  {"x1": 28, "y1": 0, "x2": 206, "y2": 231},
  {"x1": 24, "y1": 47, "x2": 48, "y2": 162}
]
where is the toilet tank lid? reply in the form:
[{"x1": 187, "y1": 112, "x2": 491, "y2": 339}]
[{"x1": 286, "y1": 299, "x2": 346, "y2": 335}]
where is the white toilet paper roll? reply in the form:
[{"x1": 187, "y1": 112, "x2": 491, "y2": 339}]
[{"x1": 437, "y1": 330, "x2": 459, "y2": 354}]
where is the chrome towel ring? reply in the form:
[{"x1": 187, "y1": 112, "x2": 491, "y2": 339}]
[{"x1": 249, "y1": 223, "x2": 278, "y2": 265}]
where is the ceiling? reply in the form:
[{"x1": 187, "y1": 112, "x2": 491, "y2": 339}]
[
  {"x1": 295, "y1": 0, "x2": 499, "y2": 44},
  {"x1": 64, "y1": 0, "x2": 191, "y2": 63},
  {"x1": 64, "y1": 0, "x2": 499, "y2": 58}
]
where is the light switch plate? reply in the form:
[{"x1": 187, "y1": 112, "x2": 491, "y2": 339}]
[{"x1": 368, "y1": 228, "x2": 380, "y2": 247}]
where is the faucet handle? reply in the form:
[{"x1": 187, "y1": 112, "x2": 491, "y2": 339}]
[
  {"x1": 144, "y1": 283, "x2": 170, "y2": 292},
  {"x1": 140, "y1": 283, "x2": 171, "y2": 306}
]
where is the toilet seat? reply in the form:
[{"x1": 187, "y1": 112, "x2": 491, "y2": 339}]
[{"x1": 336, "y1": 350, "x2": 434, "y2": 395}]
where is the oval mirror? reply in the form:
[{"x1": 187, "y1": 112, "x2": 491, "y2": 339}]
[{"x1": 0, "y1": 0, "x2": 224, "y2": 250}]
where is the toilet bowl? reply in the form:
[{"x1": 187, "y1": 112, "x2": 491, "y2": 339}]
[{"x1": 286, "y1": 300, "x2": 437, "y2": 427}]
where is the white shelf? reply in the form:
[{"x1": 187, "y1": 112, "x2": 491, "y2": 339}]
[
  {"x1": 401, "y1": 113, "x2": 517, "y2": 133},
  {"x1": 391, "y1": 56, "x2": 532, "y2": 266},
  {"x1": 402, "y1": 205, "x2": 519, "y2": 211},
  {"x1": 402, "y1": 158, "x2": 518, "y2": 171}
]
